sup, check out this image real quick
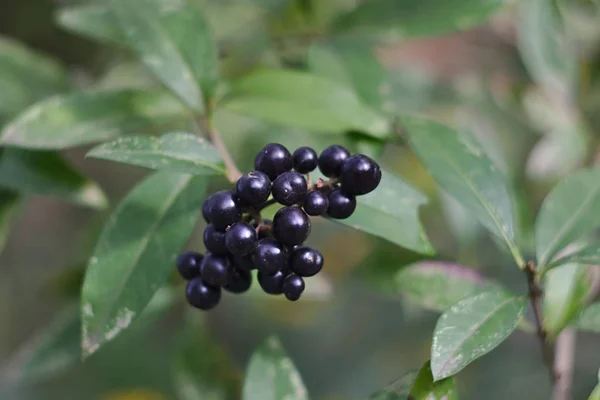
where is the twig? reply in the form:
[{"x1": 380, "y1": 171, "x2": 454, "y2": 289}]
[
  {"x1": 525, "y1": 261, "x2": 557, "y2": 384},
  {"x1": 552, "y1": 328, "x2": 576, "y2": 400},
  {"x1": 195, "y1": 116, "x2": 242, "y2": 183}
]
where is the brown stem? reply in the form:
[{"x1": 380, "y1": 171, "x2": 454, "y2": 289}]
[
  {"x1": 195, "y1": 116, "x2": 242, "y2": 183},
  {"x1": 525, "y1": 261, "x2": 557, "y2": 384},
  {"x1": 552, "y1": 328, "x2": 576, "y2": 400}
]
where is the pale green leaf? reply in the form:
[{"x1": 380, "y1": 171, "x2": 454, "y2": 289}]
[
  {"x1": 431, "y1": 290, "x2": 527, "y2": 380},
  {"x1": 55, "y1": 5, "x2": 123, "y2": 45},
  {"x1": 87, "y1": 132, "x2": 225, "y2": 175},
  {"x1": 367, "y1": 371, "x2": 417, "y2": 400},
  {"x1": 110, "y1": 0, "x2": 219, "y2": 110},
  {"x1": 410, "y1": 360, "x2": 457, "y2": 400},
  {"x1": 577, "y1": 303, "x2": 600, "y2": 333},
  {"x1": 402, "y1": 114, "x2": 521, "y2": 263},
  {"x1": 243, "y1": 336, "x2": 308, "y2": 400},
  {"x1": 81, "y1": 171, "x2": 207, "y2": 358},
  {"x1": 224, "y1": 69, "x2": 388, "y2": 137},
  {"x1": 0, "y1": 149, "x2": 107, "y2": 209},
  {"x1": 550, "y1": 245, "x2": 600, "y2": 268},
  {"x1": 535, "y1": 168, "x2": 600, "y2": 268},
  {"x1": 0, "y1": 90, "x2": 188, "y2": 150}
]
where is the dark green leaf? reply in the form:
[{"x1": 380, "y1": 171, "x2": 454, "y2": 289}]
[
  {"x1": 224, "y1": 69, "x2": 388, "y2": 137},
  {"x1": 110, "y1": 0, "x2": 218, "y2": 110},
  {"x1": 431, "y1": 290, "x2": 527, "y2": 380},
  {"x1": 87, "y1": 132, "x2": 225, "y2": 175},
  {"x1": 410, "y1": 360, "x2": 457, "y2": 400},
  {"x1": 55, "y1": 5, "x2": 123, "y2": 45},
  {"x1": 334, "y1": 0, "x2": 504, "y2": 40},
  {"x1": 173, "y1": 313, "x2": 240, "y2": 400},
  {"x1": 0, "y1": 190, "x2": 20, "y2": 253},
  {"x1": 535, "y1": 168, "x2": 600, "y2": 269},
  {"x1": 578, "y1": 303, "x2": 600, "y2": 333},
  {"x1": 81, "y1": 171, "x2": 207, "y2": 358},
  {"x1": 517, "y1": 0, "x2": 576, "y2": 99},
  {"x1": 0, "y1": 149, "x2": 107, "y2": 209},
  {"x1": 242, "y1": 336, "x2": 308, "y2": 400},
  {"x1": 333, "y1": 170, "x2": 432, "y2": 254},
  {"x1": 402, "y1": 115, "x2": 522, "y2": 264},
  {"x1": 367, "y1": 371, "x2": 417, "y2": 400},
  {"x1": 0, "y1": 90, "x2": 188, "y2": 149},
  {"x1": 0, "y1": 36, "x2": 68, "y2": 117}
]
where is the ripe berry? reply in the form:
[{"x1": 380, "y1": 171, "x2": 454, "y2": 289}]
[
  {"x1": 318, "y1": 145, "x2": 350, "y2": 177},
  {"x1": 224, "y1": 268, "x2": 252, "y2": 294},
  {"x1": 200, "y1": 253, "x2": 232, "y2": 286},
  {"x1": 235, "y1": 171, "x2": 271, "y2": 206},
  {"x1": 290, "y1": 246, "x2": 323, "y2": 277},
  {"x1": 283, "y1": 274, "x2": 305, "y2": 301},
  {"x1": 258, "y1": 269, "x2": 289, "y2": 295},
  {"x1": 254, "y1": 143, "x2": 293, "y2": 180},
  {"x1": 303, "y1": 191, "x2": 329, "y2": 216},
  {"x1": 176, "y1": 251, "x2": 203, "y2": 280},
  {"x1": 186, "y1": 278, "x2": 221, "y2": 310},
  {"x1": 231, "y1": 254, "x2": 255, "y2": 271},
  {"x1": 340, "y1": 154, "x2": 382, "y2": 195},
  {"x1": 203, "y1": 224, "x2": 228, "y2": 255},
  {"x1": 252, "y1": 238, "x2": 288, "y2": 275},
  {"x1": 225, "y1": 222, "x2": 257, "y2": 256},
  {"x1": 292, "y1": 146, "x2": 318, "y2": 173},
  {"x1": 202, "y1": 194, "x2": 213, "y2": 223},
  {"x1": 207, "y1": 190, "x2": 242, "y2": 230},
  {"x1": 327, "y1": 189, "x2": 356, "y2": 219},
  {"x1": 272, "y1": 171, "x2": 308, "y2": 206},
  {"x1": 272, "y1": 206, "x2": 311, "y2": 246}
]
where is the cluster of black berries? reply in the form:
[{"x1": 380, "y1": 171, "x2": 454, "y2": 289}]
[{"x1": 176, "y1": 143, "x2": 381, "y2": 310}]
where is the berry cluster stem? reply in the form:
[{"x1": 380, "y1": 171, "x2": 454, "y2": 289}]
[{"x1": 195, "y1": 115, "x2": 242, "y2": 183}]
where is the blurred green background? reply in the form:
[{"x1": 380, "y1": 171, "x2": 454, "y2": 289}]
[{"x1": 1, "y1": 0, "x2": 600, "y2": 399}]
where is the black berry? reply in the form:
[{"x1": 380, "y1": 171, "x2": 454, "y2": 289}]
[
  {"x1": 203, "y1": 224, "x2": 228, "y2": 255},
  {"x1": 303, "y1": 191, "x2": 329, "y2": 216},
  {"x1": 272, "y1": 206, "x2": 311, "y2": 246},
  {"x1": 327, "y1": 189, "x2": 356, "y2": 219},
  {"x1": 340, "y1": 154, "x2": 382, "y2": 195},
  {"x1": 176, "y1": 251, "x2": 203, "y2": 280},
  {"x1": 225, "y1": 222, "x2": 257, "y2": 256},
  {"x1": 290, "y1": 246, "x2": 323, "y2": 277},
  {"x1": 292, "y1": 146, "x2": 318, "y2": 174},
  {"x1": 199, "y1": 253, "x2": 233, "y2": 286},
  {"x1": 224, "y1": 268, "x2": 252, "y2": 294},
  {"x1": 252, "y1": 238, "x2": 288, "y2": 275},
  {"x1": 254, "y1": 143, "x2": 293, "y2": 180},
  {"x1": 272, "y1": 171, "x2": 308, "y2": 206},
  {"x1": 207, "y1": 190, "x2": 242, "y2": 230},
  {"x1": 235, "y1": 171, "x2": 271, "y2": 206},
  {"x1": 283, "y1": 273, "x2": 305, "y2": 301},
  {"x1": 202, "y1": 194, "x2": 213, "y2": 223},
  {"x1": 231, "y1": 254, "x2": 255, "y2": 271},
  {"x1": 186, "y1": 278, "x2": 221, "y2": 310},
  {"x1": 258, "y1": 269, "x2": 289, "y2": 295},
  {"x1": 318, "y1": 145, "x2": 350, "y2": 177}
]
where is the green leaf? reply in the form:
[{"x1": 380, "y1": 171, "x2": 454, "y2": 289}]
[
  {"x1": 0, "y1": 90, "x2": 188, "y2": 150},
  {"x1": 535, "y1": 168, "x2": 600, "y2": 269},
  {"x1": 0, "y1": 190, "x2": 20, "y2": 253},
  {"x1": 81, "y1": 171, "x2": 207, "y2": 358},
  {"x1": 224, "y1": 69, "x2": 388, "y2": 137},
  {"x1": 577, "y1": 303, "x2": 600, "y2": 333},
  {"x1": 110, "y1": 0, "x2": 219, "y2": 110},
  {"x1": 410, "y1": 361, "x2": 457, "y2": 400},
  {"x1": 0, "y1": 149, "x2": 107, "y2": 209},
  {"x1": 549, "y1": 245, "x2": 600, "y2": 268},
  {"x1": 87, "y1": 132, "x2": 225, "y2": 175},
  {"x1": 431, "y1": 290, "x2": 527, "y2": 381},
  {"x1": 401, "y1": 115, "x2": 522, "y2": 264},
  {"x1": 173, "y1": 313, "x2": 240, "y2": 400},
  {"x1": 55, "y1": 4, "x2": 123, "y2": 45},
  {"x1": 367, "y1": 370, "x2": 418, "y2": 400},
  {"x1": 333, "y1": 0, "x2": 504, "y2": 40},
  {"x1": 517, "y1": 0, "x2": 576, "y2": 99},
  {"x1": 0, "y1": 36, "x2": 68, "y2": 117},
  {"x1": 334, "y1": 170, "x2": 432, "y2": 254},
  {"x1": 543, "y1": 263, "x2": 589, "y2": 337},
  {"x1": 590, "y1": 380, "x2": 600, "y2": 400},
  {"x1": 242, "y1": 336, "x2": 308, "y2": 400},
  {"x1": 380, "y1": 261, "x2": 501, "y2": 312}
]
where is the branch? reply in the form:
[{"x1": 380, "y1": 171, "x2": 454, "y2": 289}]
[
  {"x1": 195, "y1": 116, "x2": 242, "y2": 183},
  {"x1": 552, "y1": 328, "x2": 576, "y2": 400},
  {"x1": 525, "y1": 261, "x2": 556, "y2": 385}
]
